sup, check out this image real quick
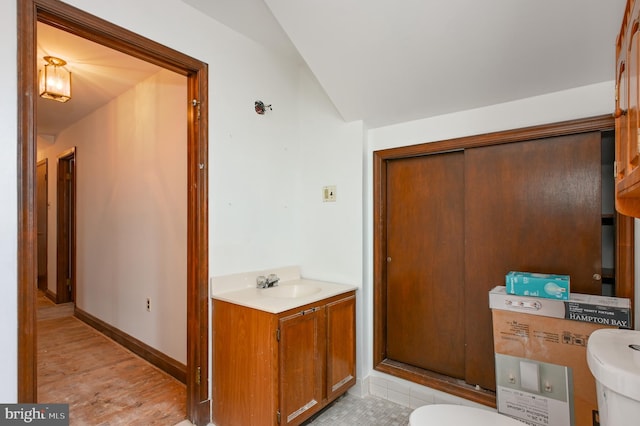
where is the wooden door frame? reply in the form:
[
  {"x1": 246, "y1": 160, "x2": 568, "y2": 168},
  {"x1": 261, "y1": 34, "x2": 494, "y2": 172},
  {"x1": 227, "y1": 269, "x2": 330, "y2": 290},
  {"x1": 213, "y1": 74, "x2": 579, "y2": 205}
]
[
  {"x1": 36, "y1": 158, "x2": 47, "y2": 292},
  {"x1": 372, "y1": 114, "x2": 634, "y2": 407},
  {"x1": 17, "y1": 1, "x2": 211, "y2": 424},
  {"x1": 55, "y1": 147, "x2": 75, "y2": 304}
]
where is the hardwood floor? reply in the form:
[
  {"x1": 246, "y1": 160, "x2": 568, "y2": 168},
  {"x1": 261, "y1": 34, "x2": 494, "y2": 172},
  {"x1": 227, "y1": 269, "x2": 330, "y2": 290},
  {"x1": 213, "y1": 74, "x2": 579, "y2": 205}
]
[{"x1": 37, "y1": 293, "x2": 187, "y2": 425}]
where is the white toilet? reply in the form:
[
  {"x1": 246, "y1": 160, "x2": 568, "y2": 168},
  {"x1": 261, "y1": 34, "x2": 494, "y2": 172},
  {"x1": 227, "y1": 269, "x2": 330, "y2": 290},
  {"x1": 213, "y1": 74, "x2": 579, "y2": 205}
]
[
  {"x1": 587, "y1": 328, "x2": 640, "y2": 426},
  {"x1": 409, "y1": 404, "x2": 525, "y2": 425}
]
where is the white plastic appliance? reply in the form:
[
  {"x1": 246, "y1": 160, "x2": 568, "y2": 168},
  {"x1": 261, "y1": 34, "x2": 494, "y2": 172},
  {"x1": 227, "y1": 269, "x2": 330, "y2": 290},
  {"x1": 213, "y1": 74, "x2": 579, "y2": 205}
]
[
  {"x1": 409, "y1": 404, "x2": 525, "y2": 425},
  {"x1": 587, "y1": 328, "x2": 640, "y2": 426}
]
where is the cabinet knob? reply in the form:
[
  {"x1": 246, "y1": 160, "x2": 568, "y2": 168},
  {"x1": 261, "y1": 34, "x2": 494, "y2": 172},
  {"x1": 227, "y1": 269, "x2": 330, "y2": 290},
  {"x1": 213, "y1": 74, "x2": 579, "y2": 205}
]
[
  {"x1": 387, "y1": 257, "x2": 392, "y2": 263},
  {"x1": 593, "y1": 273, "x2": 602, "y2": 281}
]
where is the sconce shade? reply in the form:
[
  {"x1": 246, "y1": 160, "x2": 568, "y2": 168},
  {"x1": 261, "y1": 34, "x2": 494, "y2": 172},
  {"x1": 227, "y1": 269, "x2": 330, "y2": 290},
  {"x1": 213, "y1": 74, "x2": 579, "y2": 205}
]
[{"x1": 39, "y1": 56, "x2": 71, "y2": 103}]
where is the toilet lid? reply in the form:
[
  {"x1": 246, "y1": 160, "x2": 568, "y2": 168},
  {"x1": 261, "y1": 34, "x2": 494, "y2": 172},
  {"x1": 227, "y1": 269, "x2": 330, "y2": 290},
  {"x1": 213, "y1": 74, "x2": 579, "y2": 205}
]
[{"x1": 410, "y1": 404, "x2": 524, "y2": 425}]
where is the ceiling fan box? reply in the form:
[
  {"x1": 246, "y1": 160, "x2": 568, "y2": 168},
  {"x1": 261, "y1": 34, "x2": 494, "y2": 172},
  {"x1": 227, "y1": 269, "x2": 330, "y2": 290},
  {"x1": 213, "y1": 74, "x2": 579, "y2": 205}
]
[
  {"x1": 490, "y1": 286, "x2": 631, "y2": 328},
  {"x1": 490, "y1": 287, "x2": 631, "y2": 426}
]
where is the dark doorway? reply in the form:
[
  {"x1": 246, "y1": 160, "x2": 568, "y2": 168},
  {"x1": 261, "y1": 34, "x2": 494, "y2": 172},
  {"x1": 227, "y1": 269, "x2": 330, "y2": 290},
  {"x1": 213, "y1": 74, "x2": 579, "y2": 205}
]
[
  {"x1": 36, "y1": 159, "x2": 48, "y2": 292},
  {"x1": 56, "y1": 148, "x2": 75, "y2": 304}
]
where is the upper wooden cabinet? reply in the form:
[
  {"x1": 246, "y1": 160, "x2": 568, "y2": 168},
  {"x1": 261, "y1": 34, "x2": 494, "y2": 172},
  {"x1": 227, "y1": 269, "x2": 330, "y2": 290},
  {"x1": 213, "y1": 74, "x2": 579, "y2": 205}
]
[{"x1": 615, "y1": 0, "x2": 640, "y2": 215}]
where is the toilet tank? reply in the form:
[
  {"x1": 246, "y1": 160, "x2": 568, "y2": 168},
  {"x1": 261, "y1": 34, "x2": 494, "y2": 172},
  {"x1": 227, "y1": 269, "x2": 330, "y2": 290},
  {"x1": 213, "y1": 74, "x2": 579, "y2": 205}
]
[{"x1": 586, "y1": 329, "x2": 640, "y2": 426}]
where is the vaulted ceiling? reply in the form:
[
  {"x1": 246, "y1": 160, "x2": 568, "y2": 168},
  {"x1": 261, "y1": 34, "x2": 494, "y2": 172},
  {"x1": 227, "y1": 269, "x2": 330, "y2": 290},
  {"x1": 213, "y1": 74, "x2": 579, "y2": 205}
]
[
  {"x1": 184, "y1": 0, "x2": 627, "y2": 128},
  {"x1": 37, "y1": 1, "x2": 628, "y2": 137}
]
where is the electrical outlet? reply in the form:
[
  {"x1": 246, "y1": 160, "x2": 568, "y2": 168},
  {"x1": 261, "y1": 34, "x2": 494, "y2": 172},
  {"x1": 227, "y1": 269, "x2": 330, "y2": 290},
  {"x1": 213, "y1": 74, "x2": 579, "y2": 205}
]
[
  {"x1": 146, "y1": 298, "x2": 151, "y2": 312},
  {"x1": 323, "y1": 185, "x2": 337, "y2": 202}
]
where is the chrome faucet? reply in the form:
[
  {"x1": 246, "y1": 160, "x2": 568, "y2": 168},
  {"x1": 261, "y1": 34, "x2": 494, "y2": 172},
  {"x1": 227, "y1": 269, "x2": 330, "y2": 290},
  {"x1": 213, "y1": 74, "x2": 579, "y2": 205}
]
[{"x1": 257, "y1": 273, "x2": 280, "y2": 288}]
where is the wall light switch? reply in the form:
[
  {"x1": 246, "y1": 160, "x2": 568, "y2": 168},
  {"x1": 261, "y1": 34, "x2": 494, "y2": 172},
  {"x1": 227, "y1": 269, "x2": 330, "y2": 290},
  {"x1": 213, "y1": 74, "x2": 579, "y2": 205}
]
[
  {"x1": 519, "y1": 360, "x2": 540, "y2": 393},
  {"x1": 323, "y1": 185, "x2": 337, "y2": 202}
]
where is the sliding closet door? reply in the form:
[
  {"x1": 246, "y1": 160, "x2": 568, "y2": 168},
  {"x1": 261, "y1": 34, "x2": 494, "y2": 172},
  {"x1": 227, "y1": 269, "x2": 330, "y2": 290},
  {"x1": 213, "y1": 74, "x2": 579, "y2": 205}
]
[
  {"x1": 464, "y1": 132, "x2": 602, "y2": 390},
  {"x1": 386, "y1": 152, "x2": 465, "y2": 378}
]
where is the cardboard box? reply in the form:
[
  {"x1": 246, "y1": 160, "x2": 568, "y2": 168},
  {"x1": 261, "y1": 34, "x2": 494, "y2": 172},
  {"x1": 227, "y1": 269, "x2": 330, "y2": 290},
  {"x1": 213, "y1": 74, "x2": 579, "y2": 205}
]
[
  {"x1": 490, "y1": 286, "x2": 631, "y2": 328},
  {"x1": 495, "y1": 353, "x2": 573, "y2": 425},
  {"x1": 506, "y1": 271, "x2": 570, "y2": 300},
  {"x1": 491, "y1": 287, "x2": 632, "y2": 426}
]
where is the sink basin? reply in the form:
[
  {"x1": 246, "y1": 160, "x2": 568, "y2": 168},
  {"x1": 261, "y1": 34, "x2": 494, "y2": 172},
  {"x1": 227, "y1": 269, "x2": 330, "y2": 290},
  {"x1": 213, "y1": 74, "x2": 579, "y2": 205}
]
[
  {"x1": 212, "y1": 277, "x2": 357, "y2": 313},
  {"x1": 261, "y1": 284, "x2": 322, "y2": 299}
]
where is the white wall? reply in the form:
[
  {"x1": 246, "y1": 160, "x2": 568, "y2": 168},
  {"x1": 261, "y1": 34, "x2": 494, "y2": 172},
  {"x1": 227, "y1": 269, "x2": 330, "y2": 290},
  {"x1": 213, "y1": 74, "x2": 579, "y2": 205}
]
[
  {"x1": 295, "y1": 67, "x2": 364, "y2": 285},
  {"x1": 294, "y1": 65, "x2": 366, "y2": 380},
  {"x1": 37, "y1": 69, "x2": 188, "y2": 363},
  {"x1": 0, "y1": 0, "x2": 17, "y2": 403}
]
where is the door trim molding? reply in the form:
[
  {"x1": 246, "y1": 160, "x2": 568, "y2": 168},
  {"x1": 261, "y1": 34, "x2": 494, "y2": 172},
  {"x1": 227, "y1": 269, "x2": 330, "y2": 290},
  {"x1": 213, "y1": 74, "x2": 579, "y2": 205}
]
[
  {"x1": 17, "y1": 1, "x2": 210, "y2": 424},
  {"x1": 372, "y1": 114, "x2": 633, "y2": 407}
]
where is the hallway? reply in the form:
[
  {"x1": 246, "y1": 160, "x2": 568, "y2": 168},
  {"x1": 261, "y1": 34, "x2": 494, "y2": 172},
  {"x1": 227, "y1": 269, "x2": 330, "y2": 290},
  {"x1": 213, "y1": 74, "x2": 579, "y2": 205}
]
[{"x1": 37, "y1": 293, "x2": 186, "y2": 425}]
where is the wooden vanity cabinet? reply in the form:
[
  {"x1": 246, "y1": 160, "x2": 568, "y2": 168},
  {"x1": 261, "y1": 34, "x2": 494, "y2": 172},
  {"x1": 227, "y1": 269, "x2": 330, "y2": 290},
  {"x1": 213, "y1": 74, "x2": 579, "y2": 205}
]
[
  {"x1": 615, "y1": 0, "x2": 640, "y2": 215},
  {"x1": 212, "y1": 291, "x2": 356, "y2": 426}
]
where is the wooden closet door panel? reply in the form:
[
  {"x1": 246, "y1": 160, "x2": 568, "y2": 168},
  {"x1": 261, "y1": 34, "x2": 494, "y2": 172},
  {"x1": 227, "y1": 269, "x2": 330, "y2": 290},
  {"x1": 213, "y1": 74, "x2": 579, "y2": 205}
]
[
  {"x1": 386, "y1": 152, "x2": 465, "y2": 378},
  {"x1": 464, "y1": 132, "x2": 602, "y2": 390}
]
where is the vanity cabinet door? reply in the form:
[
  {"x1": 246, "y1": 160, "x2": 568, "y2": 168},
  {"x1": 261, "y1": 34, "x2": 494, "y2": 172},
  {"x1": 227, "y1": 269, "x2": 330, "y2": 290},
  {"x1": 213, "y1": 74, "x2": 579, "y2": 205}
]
[
  {"x1": 278, "y1": 306, "x2": 325, "y2": 426},
  {"x1": 326, "y1": 294, "x2": 356, "y2": 402}
]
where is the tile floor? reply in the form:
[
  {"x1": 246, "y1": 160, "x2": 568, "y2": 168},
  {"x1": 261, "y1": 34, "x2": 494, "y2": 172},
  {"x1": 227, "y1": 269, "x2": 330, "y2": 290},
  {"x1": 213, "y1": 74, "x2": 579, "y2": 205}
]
[
  {"x1": 175, "y1": 394, "x2": 412, "y2": 426},
  {"x1": 304, "y1": 394, "x2": 412, "y2": 425}
]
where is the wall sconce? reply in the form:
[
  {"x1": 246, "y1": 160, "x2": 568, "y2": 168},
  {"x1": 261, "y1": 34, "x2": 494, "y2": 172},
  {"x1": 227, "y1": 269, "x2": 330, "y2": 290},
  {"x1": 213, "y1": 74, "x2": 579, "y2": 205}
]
[
  {"x1": 39, "y1": 56, "x2": 72, "y2": 103},
  {"x1": 255, "y1": 100, "x2": 272, "y2": 115}
]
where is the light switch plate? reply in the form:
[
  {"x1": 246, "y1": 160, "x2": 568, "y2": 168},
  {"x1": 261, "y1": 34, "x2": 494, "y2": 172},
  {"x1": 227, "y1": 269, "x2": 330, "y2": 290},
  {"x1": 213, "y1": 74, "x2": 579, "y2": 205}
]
[{"x1": 323, "y1": 185, "x2": 337, "y2": 202}]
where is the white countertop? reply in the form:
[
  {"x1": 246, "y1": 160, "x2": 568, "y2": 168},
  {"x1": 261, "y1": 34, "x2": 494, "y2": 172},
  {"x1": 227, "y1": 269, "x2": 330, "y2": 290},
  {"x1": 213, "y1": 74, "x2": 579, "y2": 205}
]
[{"x1": 211, "y1": 278, "x2": 357, "y2": 313}]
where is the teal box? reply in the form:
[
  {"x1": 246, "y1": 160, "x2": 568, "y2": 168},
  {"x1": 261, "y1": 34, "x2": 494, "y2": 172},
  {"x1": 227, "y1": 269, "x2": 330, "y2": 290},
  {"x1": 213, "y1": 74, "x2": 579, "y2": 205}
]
[{"x1": 505, "y1": 271, "x2": 570, "y2": 300}]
